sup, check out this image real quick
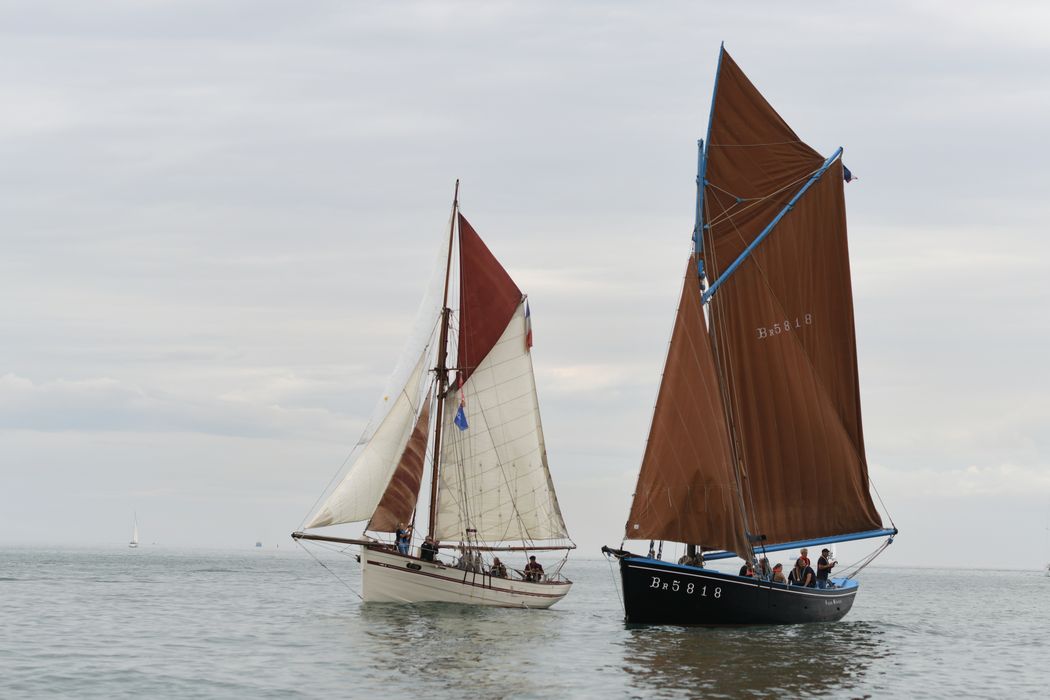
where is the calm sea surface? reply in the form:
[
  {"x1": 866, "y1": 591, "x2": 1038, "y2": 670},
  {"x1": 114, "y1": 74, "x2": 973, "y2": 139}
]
[{"x1": 2, "y1": 546, "x2": 1047, "y2": 698}]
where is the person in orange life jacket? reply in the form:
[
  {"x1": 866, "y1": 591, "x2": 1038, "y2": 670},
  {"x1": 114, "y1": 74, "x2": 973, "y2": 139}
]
[{"x1": 795, "y1": 547, "x2": 811, "y2": 569}]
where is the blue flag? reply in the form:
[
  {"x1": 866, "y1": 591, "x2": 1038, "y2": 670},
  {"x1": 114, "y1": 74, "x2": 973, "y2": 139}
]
[{"x1": 454, "y1": 402, "x2": 469, "y2": 431}]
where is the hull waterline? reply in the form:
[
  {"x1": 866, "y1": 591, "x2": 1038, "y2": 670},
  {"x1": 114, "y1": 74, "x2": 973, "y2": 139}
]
[
  {"x1": 618, "y1": 555, "x2": 857, "y2": 625},
  {"x1": 362, "y1": 546, "x2": 571, "y2": 609}
]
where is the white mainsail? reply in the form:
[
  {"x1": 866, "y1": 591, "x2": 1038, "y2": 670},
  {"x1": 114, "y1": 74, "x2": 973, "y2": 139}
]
[
  {"x1": 307, "y1": 352, "x2": 429, "y2": 528},
  {"x1": 129, "y1": 514, "x2": 139, "y2": 548},
  {"x1": 434, "y1": 302, "x2": 569, "y2": 543}
]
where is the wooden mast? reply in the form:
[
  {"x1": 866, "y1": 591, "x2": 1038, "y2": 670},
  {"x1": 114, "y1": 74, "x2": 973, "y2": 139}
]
[{"x1": 427, "y1": 180, "x2": 459, "y2": 542}]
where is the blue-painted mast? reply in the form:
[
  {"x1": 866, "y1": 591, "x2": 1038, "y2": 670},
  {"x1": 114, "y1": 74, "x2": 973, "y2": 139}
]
[
  {"x1": 694, "y1": 42, "x2": 725, "y2": 283},
  {"x1": 701, "y1": 146, "x2": 843, "y2": 304}
]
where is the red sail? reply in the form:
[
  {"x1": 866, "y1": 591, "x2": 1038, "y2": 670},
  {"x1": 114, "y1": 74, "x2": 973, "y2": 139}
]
[
  {"x1": 456, "y1": 213, "x2": 522, "y2": 384},
  {"x1": 367, "y1": 401, "x2": 431, "y2": 533},
  {"x1": 626, "y1": 259, "x2": 751, "y2": 558},
  {"x1": 701, "y1": 50, "x2": 883, "y2": 545}
]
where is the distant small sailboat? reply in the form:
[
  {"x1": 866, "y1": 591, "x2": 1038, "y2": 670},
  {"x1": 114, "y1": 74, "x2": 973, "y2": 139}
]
[
  {"x1": 255, "y1": 541, "x2": 263, "y2": 548},
  {"x1": 129, "y1": 514, "x2": 139, "y2": 549}
]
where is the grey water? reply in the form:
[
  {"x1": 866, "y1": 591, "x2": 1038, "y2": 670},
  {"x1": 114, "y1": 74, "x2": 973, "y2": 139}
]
[{"x1": 1, "y1": 546, "x2": 1046, "y2": 698}]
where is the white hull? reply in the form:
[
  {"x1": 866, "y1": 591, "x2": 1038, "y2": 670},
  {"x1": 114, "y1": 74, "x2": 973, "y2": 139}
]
[
  {"x1": 128, "y1": 543, "x2": 138, "y2": 548},
  {"x1": 361, "y1": 547, "x2": 571, "y2": 608}
]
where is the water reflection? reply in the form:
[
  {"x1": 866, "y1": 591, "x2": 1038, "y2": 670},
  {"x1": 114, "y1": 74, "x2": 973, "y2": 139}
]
[
  {"x1": 357, "y1": 603, "x2": 569, "y2": 696},
  {"x1": 619, "y1": 620, "x2": 890, "y2": 698}
]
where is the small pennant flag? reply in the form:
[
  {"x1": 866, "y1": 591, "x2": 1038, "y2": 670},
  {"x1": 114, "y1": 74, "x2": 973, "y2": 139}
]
[
  {"x1": 454, "y1": 400, "x2": 469, "y2": 431},
  {"x1": 525, "y1": 301, "x2": 533, "y2": 351},
  {"x1": 843, "y1": 164, "x2": 856, "y2": 183}
]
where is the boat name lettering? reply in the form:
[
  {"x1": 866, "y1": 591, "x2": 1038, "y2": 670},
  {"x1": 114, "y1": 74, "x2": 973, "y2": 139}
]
[
  {"x1": 756, "y1": 314, "x2": 813, "y2": 340},
  {"x1": 824, "y1": 599, "x2": 842, "y2": 606},
  {"x1": 648, "y1": 576, "x2": 721, "y2": 598}
]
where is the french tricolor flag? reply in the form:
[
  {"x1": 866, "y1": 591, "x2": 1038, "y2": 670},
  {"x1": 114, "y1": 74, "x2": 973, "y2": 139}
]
[{"x1": 525, "y1": 301, "x2": 533, "y2": 351}]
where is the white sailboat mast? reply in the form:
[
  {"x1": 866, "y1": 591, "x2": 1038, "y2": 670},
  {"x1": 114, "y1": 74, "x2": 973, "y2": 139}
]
[{"x1": 426, "y1": 180, "x2": 459, "y2": 542}]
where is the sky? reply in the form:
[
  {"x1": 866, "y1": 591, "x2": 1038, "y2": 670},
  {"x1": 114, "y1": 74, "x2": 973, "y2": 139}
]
[{"x1": 2, "y1": 1, "x2": 1049, "y2": 569}]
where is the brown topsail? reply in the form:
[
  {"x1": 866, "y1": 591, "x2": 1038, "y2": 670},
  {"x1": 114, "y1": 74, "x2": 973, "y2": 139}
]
[{"x1": 605, "y1": 46, "x2": 897, "y2": 625}]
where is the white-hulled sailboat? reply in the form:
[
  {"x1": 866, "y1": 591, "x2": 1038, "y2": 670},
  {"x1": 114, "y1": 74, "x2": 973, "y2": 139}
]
[
  {"x1": 293, "y1": 182, "x2": 574, "y2": 608},
  {"x1": 129, "y1": 514, "x2": 139, "y2": 549}
]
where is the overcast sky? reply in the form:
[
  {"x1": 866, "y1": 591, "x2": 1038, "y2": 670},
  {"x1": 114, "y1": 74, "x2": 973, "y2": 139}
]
[{"x1": 2, "y1": 1, "x2": 1049, "y2": 569}]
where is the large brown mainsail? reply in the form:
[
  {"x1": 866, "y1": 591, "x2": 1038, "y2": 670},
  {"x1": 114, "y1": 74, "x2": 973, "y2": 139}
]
[
  {"x1": 701, "y1": 50, "x2": 882, "y2": 545},
  {"x1": 626, "y1": 259, "x2": 751, "y2": 558},
  {"x1": 367, "y1": 401, "x2": 431, "y2": 533}
]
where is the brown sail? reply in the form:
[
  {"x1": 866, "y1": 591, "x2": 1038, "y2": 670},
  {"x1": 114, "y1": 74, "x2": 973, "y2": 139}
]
[
  {"x1": 367, "y1": 400, "x2": 431, "y2": 533},
  {"x1": 626, "y1": 258, "x2": 751, "y2": 558},
  {"x1": 700, "y1": 50, "x2": 883, "y2": 545},
  {"x1": 456, "y1": 213, "x2": 522, "y2": 384}
]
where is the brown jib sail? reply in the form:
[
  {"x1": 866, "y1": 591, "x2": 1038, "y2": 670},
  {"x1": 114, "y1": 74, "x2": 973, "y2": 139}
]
[
  {"x1": 627, "y1": 258, "x2": 750, "y2": 558},
  {"x1": 625, "y1": 48, "x2": 883, "y2": 558},
  {"x1": 367, "y1": 400, "x2": 431, "y2": 533}
]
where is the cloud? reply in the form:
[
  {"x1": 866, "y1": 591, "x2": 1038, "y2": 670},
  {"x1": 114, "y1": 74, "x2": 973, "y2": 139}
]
[{"x1": 0, "y1": 373, "x2": 356, "y2": 440}]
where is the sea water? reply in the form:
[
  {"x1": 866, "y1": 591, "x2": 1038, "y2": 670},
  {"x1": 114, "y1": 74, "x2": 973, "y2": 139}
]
[{"x1": 1, "y1": 546, "x2": 1046, "y2": 698}]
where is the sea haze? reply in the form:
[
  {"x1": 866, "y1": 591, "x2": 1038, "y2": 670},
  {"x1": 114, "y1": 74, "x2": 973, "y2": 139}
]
[{"x1": 1, "y1": 547, "x2": 1046, "y2": 698}]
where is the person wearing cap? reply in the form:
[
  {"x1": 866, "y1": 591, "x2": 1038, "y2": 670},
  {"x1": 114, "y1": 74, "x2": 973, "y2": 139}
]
[
  {"x1": 524, "y1": 555, "x2": 544, "y2": 582},
  {"x1": 816, "y1": 548, "x2": 837, "y2": 589}
]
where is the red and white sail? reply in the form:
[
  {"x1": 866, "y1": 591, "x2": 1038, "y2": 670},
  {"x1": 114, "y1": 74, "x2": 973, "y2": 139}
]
[{"x1": 434, "y1": 214, "x2": 569, "y2": 544}]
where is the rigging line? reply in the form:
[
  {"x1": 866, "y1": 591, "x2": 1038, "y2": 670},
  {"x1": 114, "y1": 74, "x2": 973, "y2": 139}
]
[
  {"x1": 705, "y1": 170, "x2": 814, "y2": 230},
  {"x1": 867, "y1": 474, "x2": 897, "y2": 530},
  {"x1": 605, "y1": 552, "x2": 626, "y2": 614},
  {"x1": 709, "y1": 139, "x2": 804, "y2": 148},
  {"x1": 295, "y1": 539, "x2": 364, "y2": 601},
  {"x1": 841, "y1": 537, "x2": 893, "y2": 580}
]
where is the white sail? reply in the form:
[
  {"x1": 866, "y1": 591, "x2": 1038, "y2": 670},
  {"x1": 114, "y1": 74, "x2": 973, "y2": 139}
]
[
  {"x1": 434, "y1": 302, "x2": 569, "y2": 543},
  {"x1": 129, "y1": 514, "x2": 139, "y2": 548},
  {"x1": 307, "y1": 352, "x2": 429, "y2": 528}
]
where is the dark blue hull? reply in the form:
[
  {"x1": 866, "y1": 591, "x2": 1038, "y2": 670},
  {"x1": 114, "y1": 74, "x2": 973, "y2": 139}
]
[{"x1": 618, "y1": 555, "x2": 858, "y2": 625}]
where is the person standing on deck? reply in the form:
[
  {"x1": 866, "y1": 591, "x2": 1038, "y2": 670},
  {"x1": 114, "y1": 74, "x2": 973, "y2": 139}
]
[
  {"x1": 816, "y1": 548, "x2": 836, "y2": 589},
  {"x1": 395, "y1": 523, "x2": 412, "y2": 556}
]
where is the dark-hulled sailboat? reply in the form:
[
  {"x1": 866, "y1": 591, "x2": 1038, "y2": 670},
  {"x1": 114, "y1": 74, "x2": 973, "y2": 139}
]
[{"x1": 603, "y1": 47, "x2": 897, "y2": 625}]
